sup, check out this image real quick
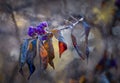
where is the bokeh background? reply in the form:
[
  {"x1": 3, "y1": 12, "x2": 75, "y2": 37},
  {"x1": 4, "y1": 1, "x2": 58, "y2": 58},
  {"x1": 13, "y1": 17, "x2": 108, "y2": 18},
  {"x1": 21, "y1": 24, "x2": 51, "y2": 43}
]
[{"x1": 0, "y1": 0, "x2": 120, "y2": 83}]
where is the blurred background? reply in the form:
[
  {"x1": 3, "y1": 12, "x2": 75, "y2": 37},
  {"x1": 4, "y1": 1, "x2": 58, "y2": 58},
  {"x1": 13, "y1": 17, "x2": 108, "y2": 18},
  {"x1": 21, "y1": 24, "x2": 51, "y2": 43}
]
[{"x1": 0, "y1": 0, "x2": 120, "y2": 83}]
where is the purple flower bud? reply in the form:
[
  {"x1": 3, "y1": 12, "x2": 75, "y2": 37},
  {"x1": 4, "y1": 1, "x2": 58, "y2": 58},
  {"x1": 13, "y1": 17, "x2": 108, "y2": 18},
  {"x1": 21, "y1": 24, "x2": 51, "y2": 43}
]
[
  {"x1": 36, "y1": 27, "x2": 46, "y2": 35},
  {"x1": 36, "y1": 21, "x2": 48, "y2": 35},
  {"x1": 28, "y1": 26, "x2": 36, "y2": 37},
  {"x1": 42, "y1": 35, "x2": 47, "y2": 40},
  {"x1": 41, "y1": 21, "x2": 48, "y2": 27},
  {"x1": 37, "y1": 21, "x2": 48, "y2": 29}
]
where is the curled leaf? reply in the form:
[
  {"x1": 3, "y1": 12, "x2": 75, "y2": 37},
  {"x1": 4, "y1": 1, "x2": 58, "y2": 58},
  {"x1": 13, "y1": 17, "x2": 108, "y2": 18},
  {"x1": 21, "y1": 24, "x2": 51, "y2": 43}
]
[
  {"x1": 71, "y1": 33, "x2": 85, "y2": 60},
  {"x1": 54, "y1": 30, "x2": 67, "y2": 58},
  {"x1": 19, "y1": 39, "x2": 30, "y2": 76},
  {"x1": 44, "y1": 38, "x2": 55, "y2": 69}
]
